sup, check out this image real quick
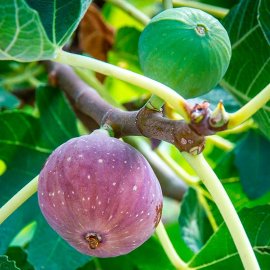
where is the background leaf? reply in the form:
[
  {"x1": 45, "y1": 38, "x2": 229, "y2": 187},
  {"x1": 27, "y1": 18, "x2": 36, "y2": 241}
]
[
  {"x1": 106, "y1": 26, "x2": 148, "y2": 103},
  {"x1": 188, "y1": 205, "x2": 270, "y2": 269},
  {"x1": 234, "y1": 130, "x2": 270, "y2": 199},
  {"x1": 0, "y1": 256, "x2": 20, "y2": 270},
  {"x1": 222, "y1": 0, "x2": 270, "y2": 139},
  {"x1": 27, "y1": 215, "x2": 90, "y2": 270},
  {"x1": 0, "y1": 86, "x2": 79, "y2": 260},
  {"x1": 179, "y1": 188, "x2": 213, "y2": 253},
  {"x1": 6, "y1": 247, "x2": 34, "y2": 270},
  {"x1": 0, "y1": 88, "x2": 20, "y2": 110},
  {"x1": 258, "y1": 0, "x2": 270, "y2": 44},
  {"x1": 96, "y1": 237, "x2": 174, "y2": 270}
]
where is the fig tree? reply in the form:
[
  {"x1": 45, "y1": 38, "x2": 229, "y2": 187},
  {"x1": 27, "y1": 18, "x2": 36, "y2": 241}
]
[
  {"x1": 38, "y1": 130, "x2": 163, "y2": 257},
  {"x1": 138, "y1": 7, "x2": 231, "y2": 98}
]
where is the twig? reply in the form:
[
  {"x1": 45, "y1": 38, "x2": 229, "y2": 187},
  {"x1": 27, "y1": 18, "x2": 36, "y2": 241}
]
[
  {"x1": 106, "y1": 0, "x2": 150, "y2": 25},
  {"x1": 172, "y1": 0, "x2": 229, "y2": 18}
]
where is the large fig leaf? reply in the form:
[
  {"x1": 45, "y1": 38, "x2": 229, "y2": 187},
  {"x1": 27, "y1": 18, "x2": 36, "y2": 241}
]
[
  {"x1": 258, "y1": 0, "x2": 270, "y2": 44},
  {"x1": 0, "y1": 0, "x2": 92, "y2": 62},
  {"x1": 222, "y1": 0, "x2": 270, "y2": 139}
]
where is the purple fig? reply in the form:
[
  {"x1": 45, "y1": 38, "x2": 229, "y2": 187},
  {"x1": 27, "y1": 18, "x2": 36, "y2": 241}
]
[{"x1": 38, "y1": 130, "x2": 163, "y2": 257}]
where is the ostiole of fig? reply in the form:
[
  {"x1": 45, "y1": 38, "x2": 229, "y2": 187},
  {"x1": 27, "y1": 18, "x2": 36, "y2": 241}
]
[
  {"x1": 195, "y1": 24, "x2": 207, "y2": 36},
  {"x1": 85, "y1": 232, "x2": 102, "y2": 249}
]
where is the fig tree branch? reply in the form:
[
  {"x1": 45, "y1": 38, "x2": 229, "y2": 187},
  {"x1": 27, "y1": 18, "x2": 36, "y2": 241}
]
[{"x1": 47, "y1": 60, "x2": 205, "y2": 154}]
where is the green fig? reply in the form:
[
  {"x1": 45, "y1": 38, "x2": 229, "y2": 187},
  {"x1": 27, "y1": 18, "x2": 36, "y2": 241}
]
[{"x1": 138, "y1": 7, "x2": 231, "y2": 98}]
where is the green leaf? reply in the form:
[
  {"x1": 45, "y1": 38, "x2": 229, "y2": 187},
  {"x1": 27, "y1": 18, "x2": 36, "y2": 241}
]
[
  {"x1": 0, "y1": 0, "x2": 92, "y2": 61},
  {"x1": 102, "y1": 3, "x2": 144, "y2": 30},
  {"x1": 258, "y1": 0, "x2": 270, "y2": 44},
  {"x1": 0, "y1": 85, "x2": 78, "y2": 254},
  {"x1": 234, "y1": 131, "x2": 270, "y2": 199},
  {"x1": 0, "y1": 256, "x2": 20, "y2": 270},
  {"x1": 27, "y1": 215, "x2": 90, "y2": 270},
  {"x1": 0, "y1": 198, "x2": 40, "y2": 255},
  {"x1": 222, "y1": 0, "x2": 270, "y2": 139},
  {"x1": 179, "y1": 188, "x2": 213, "y2": 253},
  {"x1": 190, "y1": 87, "x2": 240, "y2": 113},
  {"x1": 98, "y1": 237, "x2": 174, "y2": 270},
  {"x1": 6, "y1": 247, "x2": 34, "y2": 270},
  {"x1": 166, "y1": 222, "x2": 194, "y2": 262},
  {"x1": 25, "y1": 0, "x2": 92, "y2": 46},
  {"x1": 0, "y1": 88, "x2": 20, "y2": 109},
  {"x1": 0, "y1": 0, "x2": 55, "y2": 61},
  {"x1": 188, "y1": 206, "x2": 270, "y2": 269},
  {"x1": 106, "y1": 26, "x2": 148, "y2": 103}
]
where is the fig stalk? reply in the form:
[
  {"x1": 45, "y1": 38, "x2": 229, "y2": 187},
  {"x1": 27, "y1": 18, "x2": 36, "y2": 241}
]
[
  {"x1": 224, "y1": 82, "x2": 270, "y2": 129},
  {"x1": 182, "y1": 152, "x2": 260, "y2": 270}
]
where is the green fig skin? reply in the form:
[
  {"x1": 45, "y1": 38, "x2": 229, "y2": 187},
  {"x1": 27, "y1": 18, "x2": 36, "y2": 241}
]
[{"x1": 139, "y1": 7, "x2": 231, "y2": 98}]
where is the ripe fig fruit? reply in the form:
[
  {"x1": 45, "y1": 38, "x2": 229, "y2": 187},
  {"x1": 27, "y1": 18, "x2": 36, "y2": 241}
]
[
  {"x1": 138, "y1": 7, "x2": 231, "y2": 98},
  {"x1": 38, "y1": 130, "x2": 163, "y2": 258}
]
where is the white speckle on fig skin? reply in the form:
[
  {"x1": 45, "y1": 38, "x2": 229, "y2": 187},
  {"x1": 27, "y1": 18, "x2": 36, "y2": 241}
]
[{"x1": 38, "y1": 130, "x2": 163, "y2": 258}]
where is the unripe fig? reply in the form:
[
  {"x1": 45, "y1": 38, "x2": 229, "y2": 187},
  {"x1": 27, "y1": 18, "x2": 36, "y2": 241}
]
[
  {"x1": 138, "y1": 7, "x2": 231, "y2": 98},
  {"x1": 38, "y1": 130, "x2": 163, "y2": 258}
]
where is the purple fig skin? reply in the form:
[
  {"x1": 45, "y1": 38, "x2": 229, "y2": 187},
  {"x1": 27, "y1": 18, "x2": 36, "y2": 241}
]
[{"x1": 38, "y1": 130, "x2": 163, "y2": 258}]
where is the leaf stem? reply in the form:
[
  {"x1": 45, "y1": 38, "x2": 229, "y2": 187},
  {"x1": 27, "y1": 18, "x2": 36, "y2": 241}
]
[
  {"x1": 156, "y1": 221, "x2": 189, "y2": 270},
  {"x1": 217, "y1": 119, "x2": 256, "y2": 135},
  {"x1": 163, "y1": 0, "x2": 173, "y2": 9},
  {"x1": 227, "y1": 83, "x2": 270, "y2": 129},
  {"x1": 155, "y1": 148, "x2": 199, "y2": 186},
  {"x1": 54, "y1": 50, "x2": 190, "y2": 121},
  {"x1": 145, "y1": 95, "x2": 165, "y2": 111},
  {"x1": 0, "y1": 176, "x2": 39, "y2": 225},
  {"x1": 206, "y1": 135, "x2": 235, "y2": 151},
  {"x1": 182, "y1": 153, "x2": 260, "y2": 270},
  {"x1": 172, "y1": 0, "x2": 229, "y2": 18},
  {"x1": 197, "y1": 189, "x2": 218, "y2": 232},
  {"x1": 106, "y1": 0, "x2": 150, "y2": 25}
]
